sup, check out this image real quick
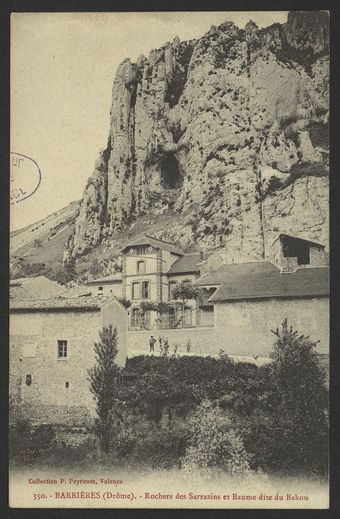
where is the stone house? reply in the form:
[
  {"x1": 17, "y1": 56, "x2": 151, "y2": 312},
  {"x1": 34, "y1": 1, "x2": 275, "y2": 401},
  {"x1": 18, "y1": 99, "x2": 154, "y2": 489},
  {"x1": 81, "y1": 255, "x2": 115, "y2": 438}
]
[
  {"x1": 127, "y1": 261, "x2": 329, "y2": 359},
  {"x1": 85, "y1": 233, "x2": 329, "y2": 336},
  {"x1": 270, "y1": 233, "x2": 329, "y2": 272},
  {"x1": 120, "y1": 235, "x2": 212, "y2": 329},
  {"x1": 85, "y1": 235, "x2": 213, "y2": 329},
  {"x1": 9, "y1": 295, "x2": 128, "y2": 426},
  {"x1": 126, "y1": 233, "x2": 329, "y2": 359}
]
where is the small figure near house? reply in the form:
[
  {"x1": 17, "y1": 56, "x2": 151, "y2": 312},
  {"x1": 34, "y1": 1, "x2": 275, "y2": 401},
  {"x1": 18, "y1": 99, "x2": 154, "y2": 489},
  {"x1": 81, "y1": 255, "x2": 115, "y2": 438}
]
[
  {"x1": 159, "y1": 336, "x2": 163, "y2": 351},
  {"x1": 149, "y1": 335, "x2": 156, "y2": 353}
]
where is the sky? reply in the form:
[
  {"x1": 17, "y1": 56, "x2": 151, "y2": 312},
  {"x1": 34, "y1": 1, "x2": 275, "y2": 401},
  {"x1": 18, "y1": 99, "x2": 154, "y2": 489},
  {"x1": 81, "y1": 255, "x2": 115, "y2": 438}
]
[{"x1": 10, "y1": 11, "x2": 289, "y2": 231}]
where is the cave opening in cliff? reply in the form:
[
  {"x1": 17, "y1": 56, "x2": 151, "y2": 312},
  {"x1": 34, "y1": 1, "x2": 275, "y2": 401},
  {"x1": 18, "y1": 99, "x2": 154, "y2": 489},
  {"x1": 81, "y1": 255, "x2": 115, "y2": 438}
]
[{"x1": 160, "y1": 153, "x2": 183, "y2": 189}]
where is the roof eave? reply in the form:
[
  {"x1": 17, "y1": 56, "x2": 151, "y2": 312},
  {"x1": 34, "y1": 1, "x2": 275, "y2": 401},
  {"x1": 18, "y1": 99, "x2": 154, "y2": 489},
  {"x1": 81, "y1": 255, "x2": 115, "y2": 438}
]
[{"x1": 211, "y1": 292, "x2": 329, "y2": 303}]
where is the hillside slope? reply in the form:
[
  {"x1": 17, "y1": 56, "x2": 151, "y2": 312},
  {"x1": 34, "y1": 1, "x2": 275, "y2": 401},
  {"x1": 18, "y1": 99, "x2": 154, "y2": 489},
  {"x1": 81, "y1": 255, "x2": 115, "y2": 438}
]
[{"x1": 10, "y1": 201, "x2": 80, "y2": 268}]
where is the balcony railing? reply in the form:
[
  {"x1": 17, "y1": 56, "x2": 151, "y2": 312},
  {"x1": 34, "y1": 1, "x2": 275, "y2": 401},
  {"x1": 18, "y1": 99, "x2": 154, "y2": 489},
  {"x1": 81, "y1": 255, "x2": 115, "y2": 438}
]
[{"x1": 129, "y1": 307, "x2": 214, "y2": 331}]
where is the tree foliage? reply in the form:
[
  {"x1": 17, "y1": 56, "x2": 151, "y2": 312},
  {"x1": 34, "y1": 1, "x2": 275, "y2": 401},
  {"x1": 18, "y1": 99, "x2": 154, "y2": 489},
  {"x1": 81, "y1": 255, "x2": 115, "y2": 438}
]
[
  {"x1": 268, "y1": 319, "x2": 328, "y2": 473},
  {"x1": 88, "y1": 326, "x2": 120, "y2": 453},
  {"x1": 172, "y1": 282, "x2": 202, "y2": 315},
  {"x1": 182, "y1": 400, "x2": 250, "y2": 476}
]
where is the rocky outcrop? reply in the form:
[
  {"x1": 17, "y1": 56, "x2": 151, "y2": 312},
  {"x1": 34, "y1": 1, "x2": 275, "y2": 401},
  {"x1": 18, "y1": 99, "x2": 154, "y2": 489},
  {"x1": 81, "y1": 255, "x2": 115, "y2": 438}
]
[{"x1": 65, "y1": 11, "x2": 329, "y2": 262}]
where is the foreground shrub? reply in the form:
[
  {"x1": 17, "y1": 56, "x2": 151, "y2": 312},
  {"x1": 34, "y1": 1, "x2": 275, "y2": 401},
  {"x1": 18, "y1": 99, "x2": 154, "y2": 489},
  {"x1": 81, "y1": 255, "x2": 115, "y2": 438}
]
[{"x1": 182, "y1": 400, "x2": 250, "y2": 477}]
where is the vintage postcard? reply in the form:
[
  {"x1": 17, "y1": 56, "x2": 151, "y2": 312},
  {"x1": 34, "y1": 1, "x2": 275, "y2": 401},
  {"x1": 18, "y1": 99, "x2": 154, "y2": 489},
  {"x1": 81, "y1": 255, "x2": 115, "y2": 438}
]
[{"x1": 9, "y1": 11, "x2": 329, "y2": 509}]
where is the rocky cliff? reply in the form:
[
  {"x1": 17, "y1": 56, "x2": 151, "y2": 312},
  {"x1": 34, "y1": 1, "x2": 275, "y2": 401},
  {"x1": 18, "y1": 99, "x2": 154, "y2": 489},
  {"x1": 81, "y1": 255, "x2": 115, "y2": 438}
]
[{"x1": 65, "y1": 11, "x2": 329, "y2": 264}]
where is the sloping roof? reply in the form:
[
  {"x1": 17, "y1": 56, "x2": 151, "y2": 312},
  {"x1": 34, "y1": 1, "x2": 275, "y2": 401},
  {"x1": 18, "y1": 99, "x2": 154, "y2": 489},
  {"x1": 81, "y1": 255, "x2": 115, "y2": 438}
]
[
  {"x1": 272, "y1": 233, "x2": 325, "y2": 249},
  {"x1": 86, "y1": 274, "x2": 122, "y2": 285},
  {"x1": 168, "y1": 251, "x2": 213, "y2": 274},
  {"x1": 210, "y1": 266, "x2": 329, "y2": 302},
  {"x1": 195, "y1": 261, "x2": 279, "y2": 286},
  {"x1": 10, "y1": 276, "x2": 65, "y2": 300},
  {"x1": 121, "y1": 234, "x2": 184, "y2": 255},
  {"x1": 10, "y1": 295, "x2": 111, "y2": 312}
]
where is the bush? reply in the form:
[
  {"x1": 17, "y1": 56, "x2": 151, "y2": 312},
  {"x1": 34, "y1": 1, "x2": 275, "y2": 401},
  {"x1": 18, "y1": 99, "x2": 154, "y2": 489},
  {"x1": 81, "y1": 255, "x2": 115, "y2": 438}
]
[
  {"x1": 9, "y1": 419, "x2": 56, "y2": 466},
  {"x1": 182, "y1": 400, "x2": 250, "y2": 477}
]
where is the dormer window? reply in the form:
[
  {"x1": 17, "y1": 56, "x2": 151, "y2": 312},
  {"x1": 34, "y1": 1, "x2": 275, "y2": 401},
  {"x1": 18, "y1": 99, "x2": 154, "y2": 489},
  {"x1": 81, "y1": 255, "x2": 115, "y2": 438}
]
[{"x1": 137, "y1": 260, "x2": 146, "y2": 274}]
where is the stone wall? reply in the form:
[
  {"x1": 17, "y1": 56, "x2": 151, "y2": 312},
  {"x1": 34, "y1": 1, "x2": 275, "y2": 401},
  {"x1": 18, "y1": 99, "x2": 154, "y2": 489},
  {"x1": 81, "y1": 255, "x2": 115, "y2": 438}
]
[
  {"x1": 10, "y1": 311, "x2": 100, "y2": 426},
  {"x1": 127, "y1": 326, "x2": 218, "y2": 356},
  {"x1": 214, "y1": 296, "x2": 329, "y2": 356},
  {"x1": 127, "y1": 296, "x2": 329, "y2": 357},
  {"x1": 10, "y1": 302, "x2": 128, "y2": 426}
]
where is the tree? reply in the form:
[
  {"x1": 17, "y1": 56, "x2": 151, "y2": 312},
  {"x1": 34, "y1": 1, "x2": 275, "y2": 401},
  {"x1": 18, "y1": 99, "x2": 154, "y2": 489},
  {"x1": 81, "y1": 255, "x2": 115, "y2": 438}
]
[
  {"x1": 269, "y1": 319, "x2": 328, "y2": 473},
  {"x1": 172, "y1": 282, "x2": 202, "y2": 317},
  {"x1": 88, "y1": 326, "x2": 120, "y2": 453}
]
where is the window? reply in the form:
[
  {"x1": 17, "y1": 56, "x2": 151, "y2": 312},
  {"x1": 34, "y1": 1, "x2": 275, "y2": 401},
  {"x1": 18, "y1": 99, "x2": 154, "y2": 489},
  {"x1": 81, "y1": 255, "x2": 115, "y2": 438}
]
[
  {"x1": 183, "y1": 279, "x2": 191, "y2": 285},
  {"x1": 58, "y1": 340, "x2": 67, "y2": 359},
  {"x1": 25, "y1": 374, "x2": 32, "y2": 386},
  {"x1": 98, "y1": 286, "x2": 103, "y2": 291},
  {"x1": 142, "y1": 281, "x2": 150, "y2": 299},
  {"x1": 169, "y1": 281, "x2": 177, "y2": 299},
  {"x1": 131, "y1": 308, "x2": 140, "y2": 327},
  {"x1": 65, "y1": 382, "x2": 69, "y2": 388},
  {"x1": 137, "y1": 260, "x2": 146, "y2": 274},
  {"x1": 132, "y1": 282, "x2": 140, "y2": 299}
]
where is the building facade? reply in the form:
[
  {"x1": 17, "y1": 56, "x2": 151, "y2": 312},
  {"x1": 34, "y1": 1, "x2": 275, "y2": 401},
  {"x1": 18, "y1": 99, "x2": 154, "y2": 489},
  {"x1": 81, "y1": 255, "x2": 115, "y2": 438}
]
[
  {"x1": 9, "y1": 233, "x2": 329, "y2": 426},
  {"x1": 85, "y1": 233, "x2": 329, "y2": 334},
  {"x1": 119, "y1": 235, "x2": 212, "y2": 329},
  {"x1": 10, "y1": 296, "x2": 128, "y2": 426}
]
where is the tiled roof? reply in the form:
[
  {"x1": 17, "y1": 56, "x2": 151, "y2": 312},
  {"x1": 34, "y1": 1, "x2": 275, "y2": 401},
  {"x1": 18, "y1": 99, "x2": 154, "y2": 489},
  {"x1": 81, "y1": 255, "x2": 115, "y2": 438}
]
[
  {"x1": 121, "y1": 234, "x2": 184, "y2": 256},
  {"x1": 196, "y1": 261, "x2": 279, "y2": 286},
  {"x1": 86, "y1": 274, "x2": 122, "y2": 285},
  {"x1": 210, "y1": 265, "x2": 329, "y2": 302},
  {"x1": 168, "y1": 252, "x2": 213, "y2": 274},
  {"x1": 10, "y1": 276, "x2": 65, "y2": 300},
  {"x1": 10, "y1": 295, "x2": 111, "y2": 312}
]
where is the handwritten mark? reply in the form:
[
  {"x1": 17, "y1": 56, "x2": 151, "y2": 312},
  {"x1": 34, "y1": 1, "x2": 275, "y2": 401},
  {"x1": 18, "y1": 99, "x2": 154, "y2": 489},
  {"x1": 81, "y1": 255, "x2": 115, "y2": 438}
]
[{"x1": 10, "y1": 152, "x2": 41, "y2": 204}]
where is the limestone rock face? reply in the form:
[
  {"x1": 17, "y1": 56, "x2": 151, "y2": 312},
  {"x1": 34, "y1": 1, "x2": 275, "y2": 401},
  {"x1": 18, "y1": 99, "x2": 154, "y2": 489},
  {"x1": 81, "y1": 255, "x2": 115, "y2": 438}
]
[{"x1": 66, "y1": 11, "x2": 329, "y2": 262}]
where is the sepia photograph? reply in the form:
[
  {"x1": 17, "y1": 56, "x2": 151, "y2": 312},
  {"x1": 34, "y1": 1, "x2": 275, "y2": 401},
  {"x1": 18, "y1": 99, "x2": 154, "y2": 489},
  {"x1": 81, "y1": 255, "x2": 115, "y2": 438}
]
[{"x1": 9, "y1": 10, "x2": 330, "y2": 509}]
